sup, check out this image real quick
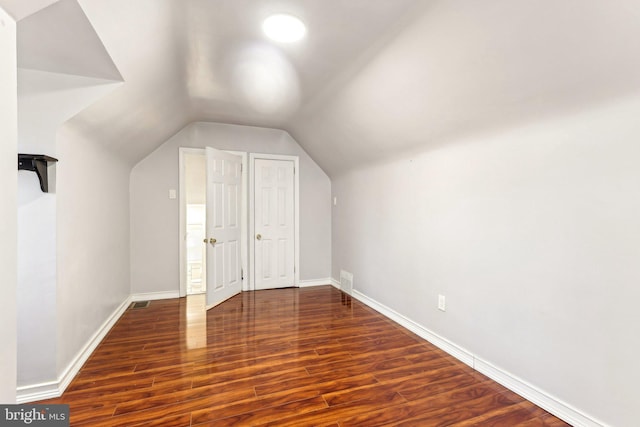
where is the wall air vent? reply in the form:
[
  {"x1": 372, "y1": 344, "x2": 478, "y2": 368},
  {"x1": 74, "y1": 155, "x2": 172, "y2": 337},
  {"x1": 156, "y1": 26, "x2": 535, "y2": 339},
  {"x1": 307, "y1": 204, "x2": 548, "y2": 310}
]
[
  {"x1": 18, "y1": 154, "x2": 58, "y2": 193},
  {"x1": 340, "y1": 270, "x2": 353, "y2": 295}
]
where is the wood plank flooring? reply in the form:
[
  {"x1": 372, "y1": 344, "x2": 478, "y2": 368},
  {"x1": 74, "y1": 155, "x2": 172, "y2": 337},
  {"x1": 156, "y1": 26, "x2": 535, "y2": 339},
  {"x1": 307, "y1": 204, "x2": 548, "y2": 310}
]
[{"x1": 39, "y1": 286, "x2": 571, "y2": 426}]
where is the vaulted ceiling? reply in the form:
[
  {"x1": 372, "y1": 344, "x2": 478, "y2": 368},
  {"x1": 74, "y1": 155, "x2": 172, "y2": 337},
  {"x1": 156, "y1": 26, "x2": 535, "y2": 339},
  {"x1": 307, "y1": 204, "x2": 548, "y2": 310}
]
[{"x1": 4, "y1": 0, "x2": 640, "y2": 176}]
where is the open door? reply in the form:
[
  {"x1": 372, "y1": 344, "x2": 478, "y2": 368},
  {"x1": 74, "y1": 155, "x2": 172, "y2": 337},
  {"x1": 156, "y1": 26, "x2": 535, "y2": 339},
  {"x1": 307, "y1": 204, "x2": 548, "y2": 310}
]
[{"x1": 205, "y1": 147, "x2": 242, "y2": 309}]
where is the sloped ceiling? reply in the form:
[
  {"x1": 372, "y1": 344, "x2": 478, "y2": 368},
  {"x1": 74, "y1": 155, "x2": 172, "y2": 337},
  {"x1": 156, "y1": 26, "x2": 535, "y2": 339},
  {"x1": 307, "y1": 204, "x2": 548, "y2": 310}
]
[
  {"x1": 289, "y1": 0, "x2": 640, "y2": 176},
  {"x1": 0, "y1": 0, "x2": 58, "y2": 21},
  {"x1": 4, "y1": 0, "x2": 640, "y2": 175},
  {"x1": 17, "y1": 0, "x2": 121, "y2": 80}
]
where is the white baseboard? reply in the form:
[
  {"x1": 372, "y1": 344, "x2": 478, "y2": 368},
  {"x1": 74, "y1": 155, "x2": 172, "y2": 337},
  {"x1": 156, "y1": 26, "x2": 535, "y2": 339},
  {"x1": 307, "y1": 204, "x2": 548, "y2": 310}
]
[
  {"x1": 16, "y1": 284, "x2": 602, "y2": 426},
  {"x1": 17, "y1": 296, "x2": 132, "y2": 404},
  {"x1": 352, "y1": 290, "x2": 474, "y2": 367},
  {"x1": 131, "y1": 290, "x2": 180, "y2": 302},
  {"x1": 350, "y1": 289, "x2": 605, "y2": 427},
  {"x1": 15, "y1": 380, "x2": 59, "y2": 404},
  {"x1": 474, "y1": 358, "x2": 605, "y2": 427},
  {"x1": 297, "y1": 278, "x2": 333, "y2": 288}
]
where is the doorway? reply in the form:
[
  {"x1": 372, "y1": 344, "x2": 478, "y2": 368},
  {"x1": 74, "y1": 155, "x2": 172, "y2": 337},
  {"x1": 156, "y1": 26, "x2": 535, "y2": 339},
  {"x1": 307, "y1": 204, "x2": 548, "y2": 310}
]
[
  {"x1": 184, "y1": 152, "x2": 206, "y2": 295},
  {"x1": 180, "y1": 150, "x2": 299, "y2": 299},
  {"x1": 179, "y1": 148, "x2": 249, "y2": 301}
]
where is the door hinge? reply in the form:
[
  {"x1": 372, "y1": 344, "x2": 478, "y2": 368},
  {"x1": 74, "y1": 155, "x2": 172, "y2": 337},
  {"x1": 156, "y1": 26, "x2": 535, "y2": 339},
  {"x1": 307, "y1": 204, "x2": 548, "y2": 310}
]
[
  {"x1": 241, "y1": 268, "x2": 244, "y2": 280},
  {"x1": 241, "y1": 163, "x2": 243, "y2": 173}
]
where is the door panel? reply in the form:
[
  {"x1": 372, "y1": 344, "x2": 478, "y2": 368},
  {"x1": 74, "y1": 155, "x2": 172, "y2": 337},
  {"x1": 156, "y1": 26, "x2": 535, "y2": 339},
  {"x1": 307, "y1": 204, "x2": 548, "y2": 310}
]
[
  {"x1": 254, "y1": 159, "x2": 294, "y2": 290},
  {"x1": 206, "y1": 147, "x2": 242, "y2": 308}
]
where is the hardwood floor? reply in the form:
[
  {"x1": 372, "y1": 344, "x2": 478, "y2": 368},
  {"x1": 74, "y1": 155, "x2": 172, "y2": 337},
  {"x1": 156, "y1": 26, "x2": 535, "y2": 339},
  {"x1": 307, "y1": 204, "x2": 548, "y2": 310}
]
[{"x1": 40, "y1": 286, "x2": 571, "y2": 426}]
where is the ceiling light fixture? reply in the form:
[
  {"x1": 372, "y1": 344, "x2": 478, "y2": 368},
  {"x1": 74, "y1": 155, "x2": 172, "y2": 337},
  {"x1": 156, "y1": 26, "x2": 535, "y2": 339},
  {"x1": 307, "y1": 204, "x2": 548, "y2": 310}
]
[{"x1": 262, "y1": 14, "x2": 306, "y2": 43}]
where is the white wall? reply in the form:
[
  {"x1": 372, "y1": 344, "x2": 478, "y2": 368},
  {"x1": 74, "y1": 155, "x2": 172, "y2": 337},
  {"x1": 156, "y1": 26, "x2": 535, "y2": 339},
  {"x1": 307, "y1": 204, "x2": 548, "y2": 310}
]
[
  {"x1": 17, "y1": 169, "x2": 57, "y2": 386},
  {"x1": 16, "y1": 71, "x2": 59, "y2": 388},
  {"x1": 332, "y1": 95, "x2": 640, "y2": 427},
  {"x1": 15, "y1": 68, "x2": 123, "y2": 391},
  {"x1": 130, "y1": 122, "x2": 331, "y2": 295},
  {"x1": 287, "y1": 2, "x2": 640, "y2": 425},
  {"x1": 0, "y1": 6, "x2": 18, "y2": 403},
  {"x1": 55, "y1": 124, "x2": 131, "y2": 381}
]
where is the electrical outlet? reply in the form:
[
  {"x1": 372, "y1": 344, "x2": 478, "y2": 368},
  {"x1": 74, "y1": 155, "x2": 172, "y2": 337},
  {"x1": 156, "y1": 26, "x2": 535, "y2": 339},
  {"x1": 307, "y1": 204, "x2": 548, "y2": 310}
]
[{"x1": 438, "y1": 294, "x2": 446, "y2": 312}]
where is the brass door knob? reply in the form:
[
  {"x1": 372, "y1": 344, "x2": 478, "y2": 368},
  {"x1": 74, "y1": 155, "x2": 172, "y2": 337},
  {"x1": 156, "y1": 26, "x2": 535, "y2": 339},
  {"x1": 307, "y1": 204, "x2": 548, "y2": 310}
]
[
  {"x1": 203, "y1": 238, "x2": 207, "y2": 243},
  {"x1": 256, "y1": 234, "x2": 262, "y2": 240},
  {"x1": 209, "y1": 238, "x2": 217, "y2": 244}
]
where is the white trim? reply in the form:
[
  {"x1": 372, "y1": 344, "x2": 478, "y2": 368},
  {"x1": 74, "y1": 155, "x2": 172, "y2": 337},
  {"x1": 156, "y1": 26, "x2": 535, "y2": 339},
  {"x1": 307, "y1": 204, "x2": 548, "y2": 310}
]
[
  {"x1": 249, "y1": 153, "x2": 300, "y2": 291},
  {"x1": 57, "y1": 297, "x2": 131, "y2": 393},
  {"x1": 16, "y1": 296, "x2": 132, "y2": 403},
  {"x1": 475, "y1": 358, "x2": 606, "y2": 427},
  {"x1": 293, "y1": 157, "x2": 300, "y2": 288},
  {"x1": 297, "y1": 278, "x2": 333, "y2": 288},
  {"x1": 350, "y1": 288, "x2": 606, "y2": 427},
  {"x1": 16, "y1": 380, "x2": 58, "y2": 404},
  {"x1": 249, "y1": 155, "x2": 255, "y2": 289},
  {"x1": 351, "y1": 289, "x2": 474, "y2": 367},
  {"x1": 15, "y1": 284, "x2": 603, "y2": 426},
  {"x1": 131, "y1": 291, "x2": 180, "y2": 302},
  {"x1": 14, "y1": 279, "x2": 607, "y2": 427}
]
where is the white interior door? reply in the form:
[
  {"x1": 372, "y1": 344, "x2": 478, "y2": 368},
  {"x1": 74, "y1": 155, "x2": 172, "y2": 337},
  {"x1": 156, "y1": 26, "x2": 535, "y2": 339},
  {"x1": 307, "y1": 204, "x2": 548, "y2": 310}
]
[
  {"x1": 205, "y1": 147, "x2": 242, "y2": 308},
  {"x1": 254, "y1": 158, "x2": 295, "y2": 290}
]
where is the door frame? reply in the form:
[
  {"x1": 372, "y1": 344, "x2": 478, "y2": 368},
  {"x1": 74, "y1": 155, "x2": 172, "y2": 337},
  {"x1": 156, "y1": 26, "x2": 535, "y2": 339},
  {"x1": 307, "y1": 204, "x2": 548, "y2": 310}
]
[
  {"x1": 249, "y1": 153, "x2": 300, "y2": 290},
  {"x1": 179, "y1": 147, "x2": 249, "y2": 297}
]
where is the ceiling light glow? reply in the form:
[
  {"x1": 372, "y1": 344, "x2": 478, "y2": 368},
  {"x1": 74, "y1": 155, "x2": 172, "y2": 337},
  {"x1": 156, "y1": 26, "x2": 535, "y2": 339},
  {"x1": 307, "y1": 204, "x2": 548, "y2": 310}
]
[
  {"x1": 262, "y1": 14, "x2": 306, "y2": 43},
  {"x1": 232, "y1": 44, "x2": 300, "y2": 115}
]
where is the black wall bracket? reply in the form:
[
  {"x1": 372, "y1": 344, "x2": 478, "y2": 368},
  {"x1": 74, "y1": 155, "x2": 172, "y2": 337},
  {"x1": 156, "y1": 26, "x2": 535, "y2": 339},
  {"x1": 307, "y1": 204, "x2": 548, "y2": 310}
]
[{"x1": 18, "y1": 154, "x2": 59, "y2": 193}]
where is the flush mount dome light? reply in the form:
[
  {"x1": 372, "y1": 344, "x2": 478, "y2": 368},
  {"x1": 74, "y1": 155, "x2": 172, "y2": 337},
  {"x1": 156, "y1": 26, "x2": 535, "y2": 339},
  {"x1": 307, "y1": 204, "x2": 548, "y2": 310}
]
[{"x1": 263, "y1": 14, "x2": 306, "y2": 43}]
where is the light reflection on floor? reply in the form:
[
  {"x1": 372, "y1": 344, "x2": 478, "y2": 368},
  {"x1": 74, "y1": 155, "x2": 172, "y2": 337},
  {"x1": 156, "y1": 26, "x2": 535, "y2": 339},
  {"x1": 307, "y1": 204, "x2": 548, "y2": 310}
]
[
  {"x1": 185, "y1": 294, "x2": 207, "y2": 349},
  {"x1": 181, "y1": 289, "x2": 353, "y2": 352}
]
